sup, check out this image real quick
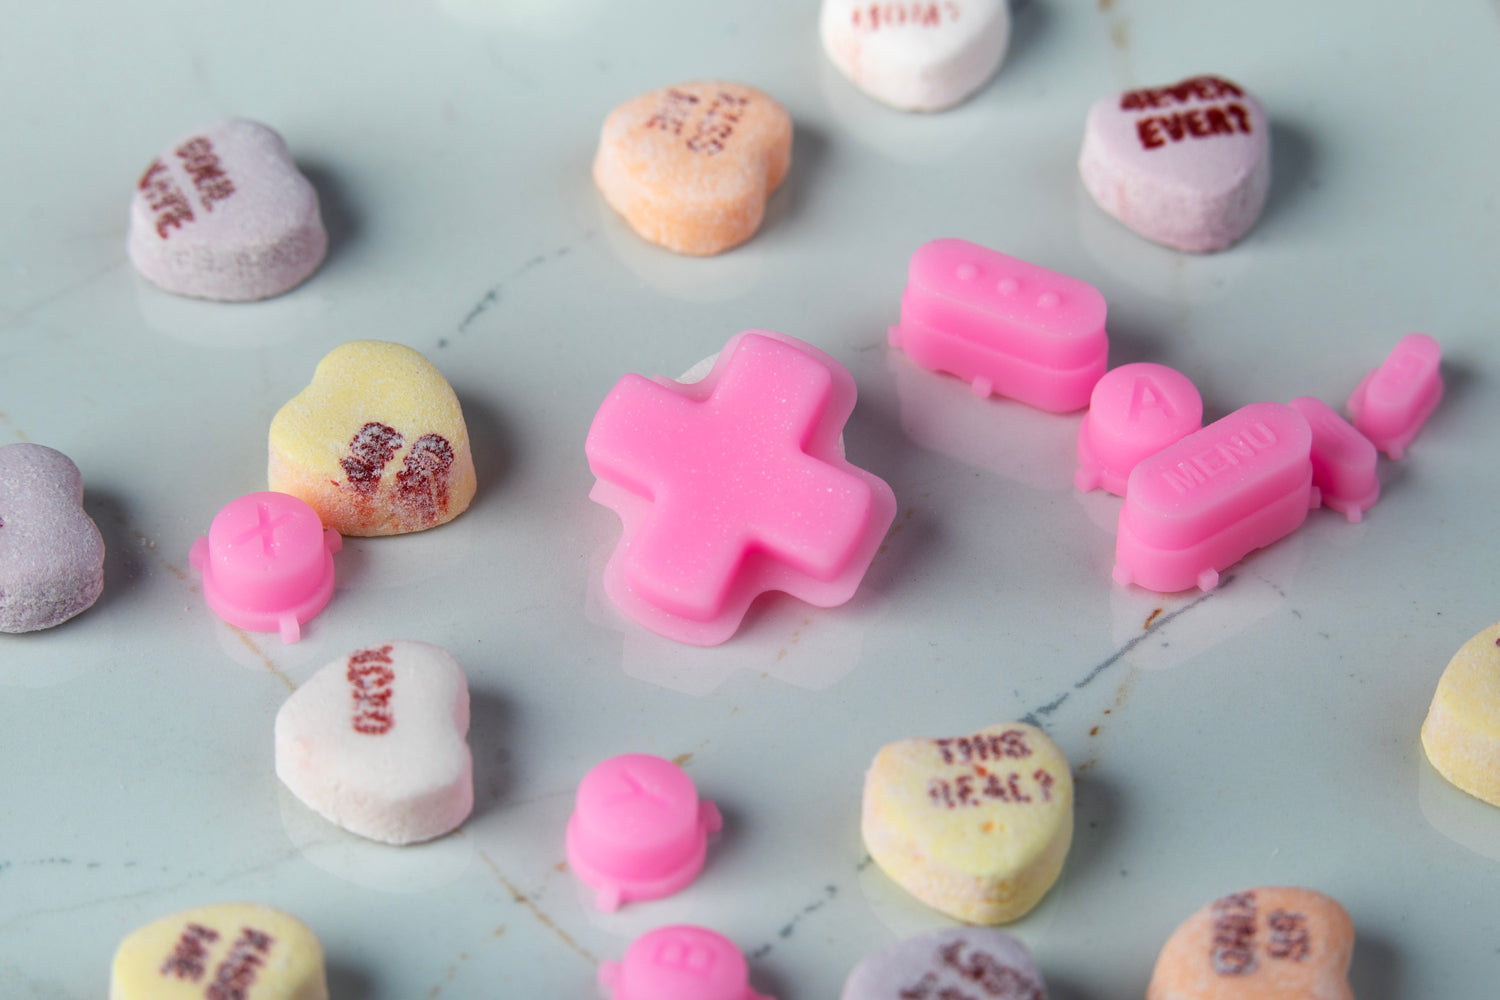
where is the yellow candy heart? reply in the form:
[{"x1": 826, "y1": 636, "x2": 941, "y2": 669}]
[
  {"x1": 861, "y1": 722, "x2": 1073, "y2": 924},
  {"x1": 1421, "y1": 621, "x2": 1500, "y2": 807}
]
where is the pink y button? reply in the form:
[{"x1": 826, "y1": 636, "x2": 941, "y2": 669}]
[
  {"x1": 188, "y1": 491, "x2": 341, "y2": 643},
  {"x1": 1289, "y1": 396, "x2": 1380, "y2": 523},
  {"x1": 1076, "y1": 362, "x2": 1203, "y2": 495},
  {"x1": 599, "y1": 926, "x2": 772, "y2": 1000},
  {"x1": 566, "y1": 754, "x2": 722, "y2": 912},
  {"x1": 1346, "y1": 333, "x2": 1442, "y2": 459},
  {"x1": 1114, "y1": 402, "x2": 1315, "y2": 592},
  {"x1": 585, "y1": 329, "x2": 897, "y2": 647},
  {"x1": 889, "y1": 238, "x2": 1108, "y2": 412}
]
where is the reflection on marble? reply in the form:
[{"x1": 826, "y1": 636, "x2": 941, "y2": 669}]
[
  {"x1": 134, "y1": 277, "x2": 332, "y2": 350},
  {"x1": 212, "y1": 618, "x2": 330, "y2": 676},
  {"x1": 333, "y1": 515, "x2": 479, "y2": 592},
  {"x1": 1416, "y1": 751, "x2": 1500, "y2": 864},
  {"x1": 817, "y1": 58, "x2": 996, "y2": 164}
]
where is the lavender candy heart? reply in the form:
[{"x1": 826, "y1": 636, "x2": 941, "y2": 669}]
[
  {"x1": 841, "y1": 928, "x2": 1047, "y2": 1000},
  {"x1": 0, "y1": 444, "x2": 105, "y2": 632}
]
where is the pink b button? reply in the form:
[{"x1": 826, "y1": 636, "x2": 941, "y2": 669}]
[
  {"x1": 566, "y1": 754, "x2": 722, "y2": 912},
  {"x1": 1346, "y1": 332, "x2": 1443, "y2": 459},
  {"x1": 188, "y1": 491, "x2": 341, "y2": 643},
  {"x1": 1289, "y1": 396, "x2": 1380, "y2": 523},
  {"x1": 599, "y1": 926, "x2": 772, "y2": 1000},
  {"x1": 1076, "y1": 362, "x2": 1203, "y2": 495}
]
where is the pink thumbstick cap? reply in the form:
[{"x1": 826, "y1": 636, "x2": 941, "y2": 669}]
[
  {"x1": 1289, "y1": 396, "x2": 1380, "y2": 523},
  {"x1": 566, "y1": 753, "x2": 723, "y2": 912},
  {"x1": 1346, "y1": 332, "x2": 1443, "y2": 459},
  {"x1": 1076, "y1": 362, "x2": 1203, "y2": 494},
  {"x1": 598, "y1": 926, "x2": 773, "y2": 1000},
  {"x1": 188, "y1": 491, "x2": 341, "y2": 644}
]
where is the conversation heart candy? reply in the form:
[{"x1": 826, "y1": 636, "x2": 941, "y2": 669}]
[
  {"x1": 593, "y1": 81, "x2": 792, "y2": 255},
  {"x1": 268, "y1": 340, "x2": 477, "y2": 536},
  {"x1": 1421, "y1": 622, "x2": 1500, "y2": 808},
  {"x1": 0, "y1": 443, "x2": 105, "y2": 633},
  {"x1": 841, "y1": 928, "x2": 1047, "y2": 1000},
  {"x1": 275, "y1": 640, "x2": 473, "y2": 844},
  {"x1": 127, "y1": 118, "x2": 327, "y2": 300},
  {"x1": 819, "y1": 0, "x2": 1011, "y2": 112},
  {"x1": 1345, "y1": 333, "x2": 1443, "y2": 460},
  {"x1": 861, "y1": 723, "x2": 1073, "y2": 924},
  {"x1": 110, "y1": 902, "x2": 328, "y2": 1000},
  {"x1": 585, "y1": 329, "x2": 897, "y2": 646},
  {"x1": 599, "y1": 925, "x2": 773, "y2": 1000},
  {"x1": 1079, "y1": 75, "x2": 1270, "y2": 253},
  {"x1": 1147, "y1": 887, "x2": 1354, "y2": 1000}
]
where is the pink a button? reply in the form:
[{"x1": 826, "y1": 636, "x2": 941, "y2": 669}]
[
  {"x1": 599, "y1": 926, "x2": 772, "y2": 1000},
  {"x1": 1289, "y1": 396, "x2": 1380, "y2": 523},
  {"x1": 1114, "y1": 402, "x2": 1315, "y2": 592},
  {"x1": 889, "y1": 238, "x2": 1108, "y2": 412},
  {"x1": 1346, "y1": 333, "x2": 1442, "y2": 459},
  {"x1": 1076, "y1": 362, "x2": 1203, "y2": 495},
  {"x1": 188, "y1": 491, "x2": 341, "y2": 643},
  {"x1": 566, "y1": 754, "x2": 722, "y2": 912},
  {"x1": 585, "y1": 329, "x2": 897, "y2": 647}
]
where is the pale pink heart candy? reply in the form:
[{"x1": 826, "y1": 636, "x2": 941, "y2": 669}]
[
  {"x1": 274, "y1": 640, "x2": 473, "y2": 845},
  {"x1": 820, "y1": 0, "x2": 1010, "y2": 111},
  {"x1": 0, "y1": 443, "x2": 105, "y2": 633},
  {"x1": 1079, "y1": 75, "x2": 1270, "y2": 253},
  {"x1": 127, "y1": 118, "x2": 327, "y2": 300}
]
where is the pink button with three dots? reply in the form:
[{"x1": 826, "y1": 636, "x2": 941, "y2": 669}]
[
  {"x1": 599, "y1": 926, "x2": 772, "y2": 1000},
  {"x1": 188, "y1": 491, "x2": 341, "y2": 643},
  {"x1": 566, "y1": 754, "x2": 722, "y2": 912},
  {"x1": 1076, "y1": 362, "x2": 1203, "y2": 495}
]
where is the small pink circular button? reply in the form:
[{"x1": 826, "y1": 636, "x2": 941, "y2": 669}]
[
  {"x1": 1076, "y1": 362, "x2": 1203, "y2": 495},
  {"x1": 565, "y1": 753, "x2": 722, "y2": 912},
  {"x1": 598, "y1": 926, "x2": 772, "y2": 1000},
  {"x1": 188, "y1": 491, "x2": 341, "y2": 644}
]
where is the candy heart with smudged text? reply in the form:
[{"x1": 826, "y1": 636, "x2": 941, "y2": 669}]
[
  {"x1": 841, "y1": 927, "x2": 1047, "y2": 1000},
  {"x1": 0, "y1": 443, "x2": 105, "y2": 632}
]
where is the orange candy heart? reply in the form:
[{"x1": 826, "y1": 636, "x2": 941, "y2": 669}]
[{"x1": 593, "y1": 81, "x2": 792, "y2": 255}]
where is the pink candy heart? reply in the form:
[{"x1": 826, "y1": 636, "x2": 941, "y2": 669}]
[{"x1": 0, "y1": 444, "x2": 105, "y2": 632}]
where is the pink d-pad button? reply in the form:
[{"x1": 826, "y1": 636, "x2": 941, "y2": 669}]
[
  {"x1": 188, "y1": 491, "x2": 341, "y2": 643},
  {"x1": 1289, "y1": 396, "x2": 1380, "y2": 523},
  {"x1": 599, "y1": 926, "x2": 772, "y2": 1000},
  {"x1": 566, "y1": 754, "x2": 722, "y2": 912},
  {"x1": 1346, "y1": 332, "x2": 1442, "y2": 459},
  {"x1": 1076, "y1": 362, "x2": 1203, "y2": 495},
  {"x1": 585, "y1": 329, "x2": 897, "y2": 646}
]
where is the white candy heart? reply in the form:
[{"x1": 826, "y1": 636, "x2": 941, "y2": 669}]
[
  {"x1": 127, "y1": 118, "x2": 327, "y2": 300},
  {"x1": 820, "y1": 0, "x2": 1010, "y2": 112},
  {"x1": 1078, "y1": 75, "x2": 1270, "y2": 253},
  {"x1": 841, "y1": 928, "x2": 1047, "y2": 1000},
  {"x1": 274, "y1": 640, "x2": 472, "y2": 845}
]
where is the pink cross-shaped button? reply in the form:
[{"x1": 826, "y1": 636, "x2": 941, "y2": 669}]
[
  {"x1": 188, "y1": 491, "x2": 341, "y2": 643},
  {"x1": 586, "y1": 330, "x2": 896, "y2": 646}
]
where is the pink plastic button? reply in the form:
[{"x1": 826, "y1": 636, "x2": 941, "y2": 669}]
[
  {"x1": 1076, "y1": 362, "x2": 1203, "y2": 495},
  {"x1": 599, "y1": 926, "x2": 772, "y2": 1000},
  {"x1": 1346, "y1": 332, "x2": 1442, "y2": 459},
  {"x1": 585, "y1": 329, "x2": 897, "y2": 647},
  {"x1": 188, "y1": 491, "x2": 341, "y2": 643},
  {"x1": 566, "y1": 754, "x2": 722, "y2": 912},
  {"x1": 1289, "y1": 396, "x2": 1380, "y2": 523},
  {"x1": 1114, "y1": 402, "x2": 1315, "y2": 592},
  {"x1": 889, "y1": 238, "x2": 1108, "y2": 413}
]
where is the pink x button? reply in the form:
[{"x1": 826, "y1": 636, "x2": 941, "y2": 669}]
[{"x1": 586, "y1": 330, "x2": 896, "y2": 646}]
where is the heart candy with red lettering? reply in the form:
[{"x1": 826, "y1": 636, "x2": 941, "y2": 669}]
[
  {"x1": 0, "y1": 443, "x2": 105, "y2": 633},
  {"x1": 861, "y1": 722, "x2": 1073, "y2": 924},
  {"x1": 819, "y1": 0, "x2": 1011, "y2": 112},
  {"x1": 1147, "y1": 887, "x2": 1354, "y2": 1000},
  {"x1": 1079, "y1": 75, "x2": 1270, "y2": 253},
  {"x1": 274, "y1": 640, "x2": 473, "y2": 845},
  {"x1": 841, "y1": 928, "x2": 1047, "y2": 1000},
  {"x1": 128, "y1": 118, "x2": 327, "y2": 300}
]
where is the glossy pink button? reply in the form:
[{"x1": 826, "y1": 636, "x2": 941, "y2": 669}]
[
  {"x1": 188, "y1": 491, "x2": 341, "y2": 643},
  {"x1": 1290, "y1": 395, "x2": 1380, "y2": 523},
  {"x1": 599, "y1": 926, "x2": 772, "y2": 1000},
  {"x1": 889, "y1": 238, "x2": 1108, "y2": 412},
  {"x1": 566, "y1": 754, "x2": 722, "y2": 912},
  {"x1": 1346, "y1": 332, "x2": 1442, "y2": 459},
  {"x1": 1114, "y1": 402, "x2": 1315, "y2": 592},
  {"x1": 1076, "y1": 362, "x2": 1203, "y2": 494},
  {"x1": 585, "y1": 329, "x2": 897, "y2": 647}
]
